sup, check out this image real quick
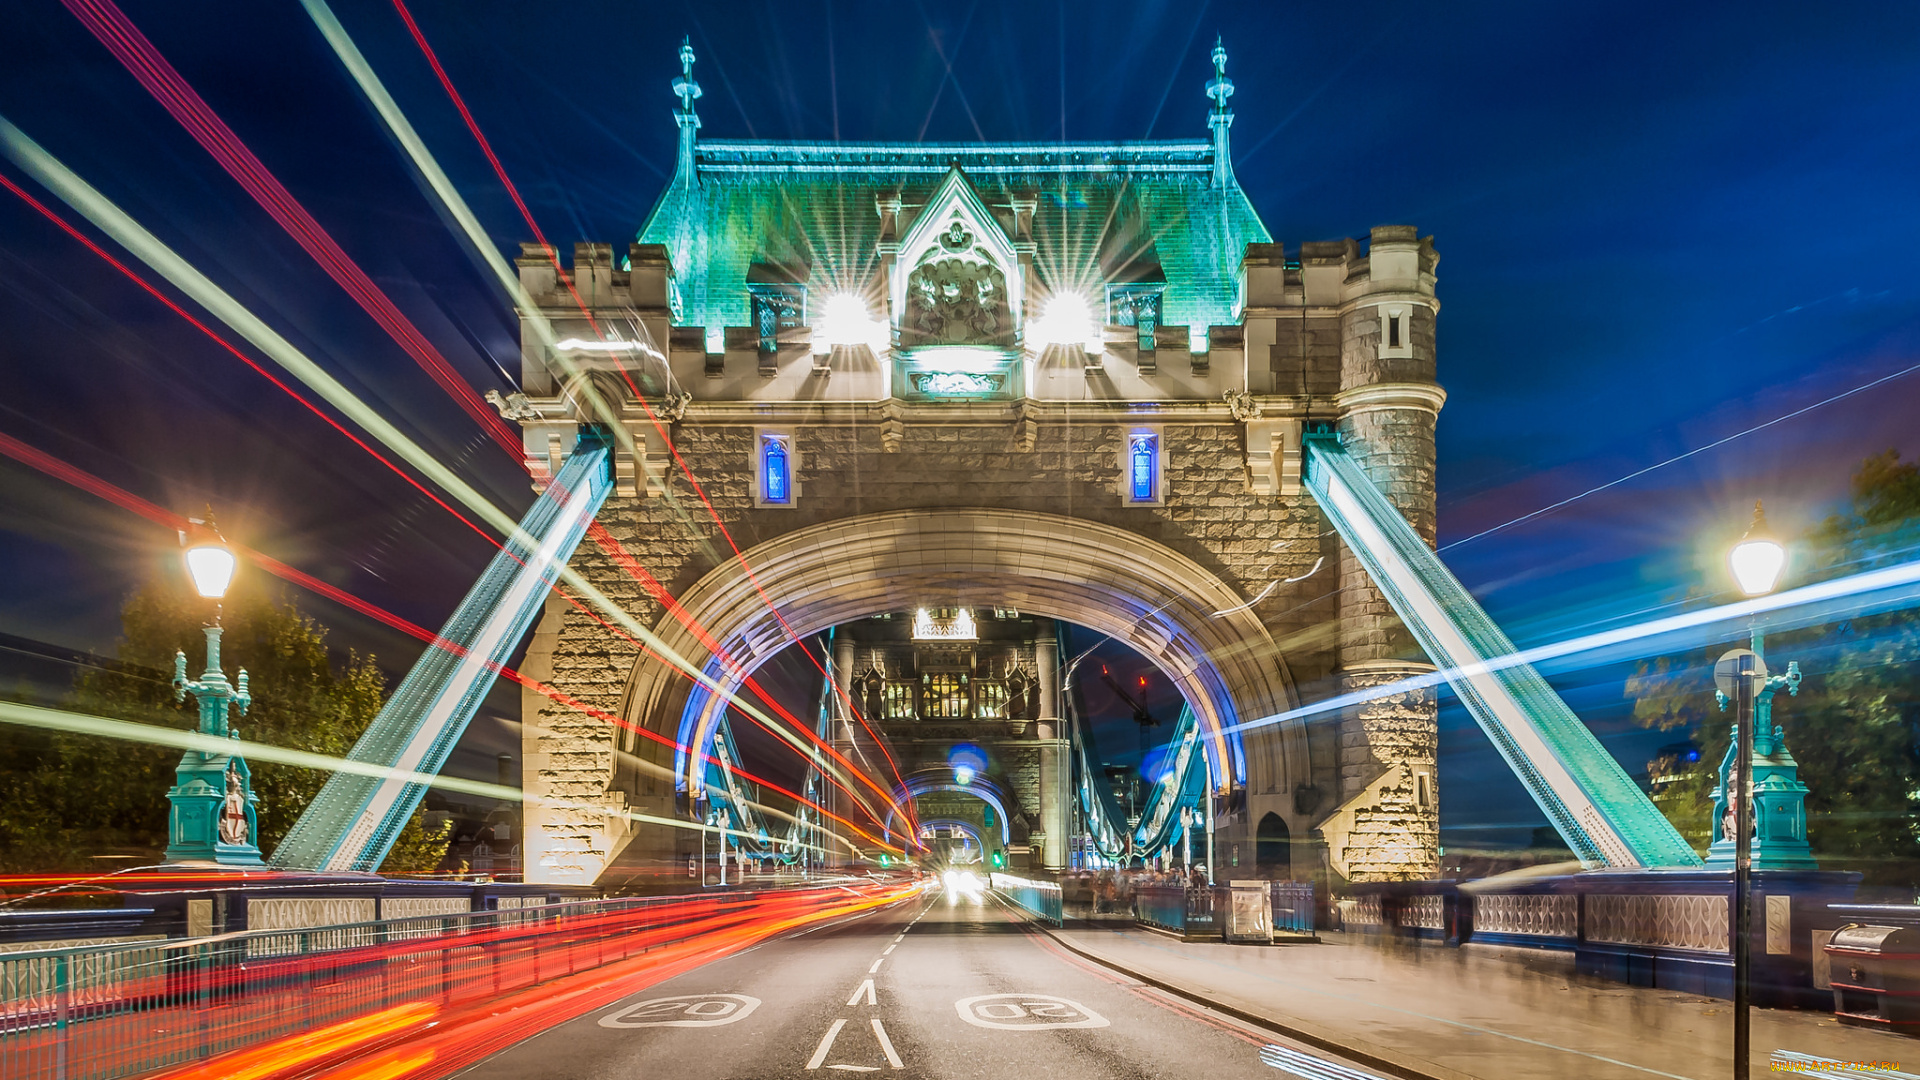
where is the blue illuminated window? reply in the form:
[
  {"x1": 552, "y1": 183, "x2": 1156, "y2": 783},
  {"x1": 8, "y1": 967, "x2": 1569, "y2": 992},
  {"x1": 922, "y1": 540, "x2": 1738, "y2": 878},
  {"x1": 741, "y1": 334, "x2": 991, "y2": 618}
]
[
  {"x1": 1128, "y1": 433, "x2": 1158, "y2": 502},
  {"x1": 761, "y1": 436, "x2": 791, "y2": 505}
]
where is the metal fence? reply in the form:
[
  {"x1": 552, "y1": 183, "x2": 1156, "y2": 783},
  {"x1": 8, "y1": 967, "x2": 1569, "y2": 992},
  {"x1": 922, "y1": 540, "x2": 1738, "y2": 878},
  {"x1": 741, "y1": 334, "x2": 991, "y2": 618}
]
[
  {"x1": 0, "y1": 886, "x2": 858, "y2": 1080},
  {"x1": 1271, "y1": 881, "x2": 1316, "y2": 934},
  {"x1": 990, "y1": 874, "x2": 1063, "y2": 927},
  {"x1": 1134, "y1": 885, "x2": 1187, "y2": 934}
]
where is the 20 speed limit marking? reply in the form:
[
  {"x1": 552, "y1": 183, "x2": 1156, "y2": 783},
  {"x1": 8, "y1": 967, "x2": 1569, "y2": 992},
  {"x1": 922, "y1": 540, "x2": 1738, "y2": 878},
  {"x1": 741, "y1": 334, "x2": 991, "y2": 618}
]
[
  {"x1": 954, "y1": 994, "x2": 1110, "y2": 1030},
  {"x1": 598, "y1": 993, "x2": 762, "y2": 1028}
]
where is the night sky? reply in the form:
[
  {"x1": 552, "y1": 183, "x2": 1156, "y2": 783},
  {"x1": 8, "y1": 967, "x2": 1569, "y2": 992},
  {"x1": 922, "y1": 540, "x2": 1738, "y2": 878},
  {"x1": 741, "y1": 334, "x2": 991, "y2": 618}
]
[{"x1": 0, "y1": 1, "x2": 1916, "y2": 847}]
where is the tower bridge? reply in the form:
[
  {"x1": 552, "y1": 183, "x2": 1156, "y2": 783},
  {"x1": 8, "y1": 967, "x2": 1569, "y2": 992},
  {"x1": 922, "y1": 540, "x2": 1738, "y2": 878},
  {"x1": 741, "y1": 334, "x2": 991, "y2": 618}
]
[
  {"x1": 269, "y1": 39, "x2": 1694, "y2": 889},
  {"x1": 508, "y1": 39, "x2": 1447, "y2": 886}
]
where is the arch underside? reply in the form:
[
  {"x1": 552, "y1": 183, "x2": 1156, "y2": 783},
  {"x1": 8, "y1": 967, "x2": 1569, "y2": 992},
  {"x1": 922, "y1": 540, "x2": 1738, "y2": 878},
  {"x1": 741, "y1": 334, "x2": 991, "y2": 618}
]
[{"x1": 617, "y1": 508, "x2": 1308, "y2": 809}]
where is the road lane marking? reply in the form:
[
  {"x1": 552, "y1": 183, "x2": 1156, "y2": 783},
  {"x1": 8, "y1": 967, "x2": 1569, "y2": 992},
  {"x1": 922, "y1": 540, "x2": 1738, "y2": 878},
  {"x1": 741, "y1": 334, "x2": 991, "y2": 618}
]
[
  {"x1": 954, "y1": 994, "x2": 1110, "y2": 1030},
  {"x1": 883, "y1": 943, "x2": 897, "y2": 955},
  {"x1": 598, "y1": 994, "x2": 761, "y2": 1028},
  {"x1": 868, "y1": 957, "x2": 885, "y2": 973},
  {"x1": 848, "y1": 979, "x2": 876, "y2": 1006},
  {"x1": 825, "y1": 1067, "x2": 879, "y2": 1073},
  {"x1": 871, "y1": 1019, "x2": 903, "y2": 1069},
  {"x1": 806, "y1": 1019, "x2": 848, "y2": 1070}
]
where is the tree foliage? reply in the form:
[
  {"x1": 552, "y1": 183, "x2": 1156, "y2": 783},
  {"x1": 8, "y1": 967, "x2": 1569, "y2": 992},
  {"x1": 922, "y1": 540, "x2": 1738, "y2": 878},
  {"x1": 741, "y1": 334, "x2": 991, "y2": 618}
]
[
  {"x1": 0, "y1": 578, "x2": 450, "y2": 874},
  {"x1": 1629, "y1": 450, "x2": 1920, "y2": 888}
]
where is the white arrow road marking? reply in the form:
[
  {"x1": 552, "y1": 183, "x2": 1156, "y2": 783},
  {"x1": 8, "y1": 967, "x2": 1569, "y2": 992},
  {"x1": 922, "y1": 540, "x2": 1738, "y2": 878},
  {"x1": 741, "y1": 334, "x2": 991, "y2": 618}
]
[
  {"x1": 848, "y1": 979, "x2": 876, "y2": 1006},
  {"x1": 868, "y1": 957, "x2": 885, "y2": 973},
  {"x1": 807, "y1": 1019, "x2": 848, "y2": 1071},
  {"x1": 872, "y1": 1019, "x2": 903, "y2": 1069}
]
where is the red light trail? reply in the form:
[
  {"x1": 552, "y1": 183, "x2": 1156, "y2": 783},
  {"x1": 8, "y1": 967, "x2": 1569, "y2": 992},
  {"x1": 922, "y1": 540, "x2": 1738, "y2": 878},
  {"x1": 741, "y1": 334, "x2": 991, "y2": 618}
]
[
  {"x1": 45, "y1": 0, "x2": 919, "y2": 840},
  {"x1": 384, "y1": 0, "x2": 912, "y2": 813}
]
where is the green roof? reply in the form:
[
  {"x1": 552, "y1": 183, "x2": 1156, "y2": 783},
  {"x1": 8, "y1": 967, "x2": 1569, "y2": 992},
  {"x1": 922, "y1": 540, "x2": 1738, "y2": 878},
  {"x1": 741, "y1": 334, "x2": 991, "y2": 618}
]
[{"x1": 637, "y1": 140, "x2": 1271, "y2": 334}]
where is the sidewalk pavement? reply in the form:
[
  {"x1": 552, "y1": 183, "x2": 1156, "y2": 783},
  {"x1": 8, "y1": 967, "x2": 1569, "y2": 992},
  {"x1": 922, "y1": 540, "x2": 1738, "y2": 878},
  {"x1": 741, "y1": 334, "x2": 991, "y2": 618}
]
[{"x1": 1040, "y1": 921, "x2": 1914, "y2": 1080}]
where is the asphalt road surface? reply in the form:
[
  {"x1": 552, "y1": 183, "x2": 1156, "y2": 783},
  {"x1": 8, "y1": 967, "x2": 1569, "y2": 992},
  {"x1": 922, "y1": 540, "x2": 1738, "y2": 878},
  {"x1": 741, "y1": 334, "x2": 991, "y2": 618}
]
[{"x1": 453, "y1": 884, "x2": 1370, "y2": 1080}]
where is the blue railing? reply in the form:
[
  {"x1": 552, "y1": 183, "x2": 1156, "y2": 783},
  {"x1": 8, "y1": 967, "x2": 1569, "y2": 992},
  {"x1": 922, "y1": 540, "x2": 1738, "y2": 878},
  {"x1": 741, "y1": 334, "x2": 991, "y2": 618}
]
[
  {"x1": 1134, "y1": 885, "x2": 1187, "y2": 933},
  {"x1": 990, "y1": 874, "x2": 1063, "y2": 927}
]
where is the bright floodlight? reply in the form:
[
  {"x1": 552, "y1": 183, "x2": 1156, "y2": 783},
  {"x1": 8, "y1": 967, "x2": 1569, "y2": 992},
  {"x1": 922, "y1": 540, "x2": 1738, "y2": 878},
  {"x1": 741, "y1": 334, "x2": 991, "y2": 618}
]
[
  {"x1": 954, "y1": 765, "x2": 975, "y2": 786},
  {"x1": 1031, "y1": 293, "x2": 1101, "y2": 352},
  {"x1": 815, "y1": 292, "x2": 887, "y2": 353},
  {"x1": 185, "y1": 542, "x2": 236, "y2": 599},
  {"x1": 1729, "y1": 500, "x2": 1785, "y2": 596}
]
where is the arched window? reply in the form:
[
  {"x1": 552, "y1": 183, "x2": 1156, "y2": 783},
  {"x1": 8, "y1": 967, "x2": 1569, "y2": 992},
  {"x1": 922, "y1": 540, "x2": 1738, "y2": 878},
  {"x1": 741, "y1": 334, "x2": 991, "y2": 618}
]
[
  {"x1": 1128, "y1": 433, "x2": 1159, "y2": 502},
  {"x1": 761, "y1": 435, "x2": 791, "y2": 505}
]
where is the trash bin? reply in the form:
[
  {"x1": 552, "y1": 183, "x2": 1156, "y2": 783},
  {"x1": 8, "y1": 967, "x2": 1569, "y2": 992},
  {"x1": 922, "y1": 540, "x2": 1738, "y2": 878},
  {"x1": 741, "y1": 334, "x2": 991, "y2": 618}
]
[
  {"x1": 1827, "y1": 924, "x2": 1920, "y2": 1029},
  {"x1": 1224, "y1": 880, "x2": 1273, "y2": 944}
]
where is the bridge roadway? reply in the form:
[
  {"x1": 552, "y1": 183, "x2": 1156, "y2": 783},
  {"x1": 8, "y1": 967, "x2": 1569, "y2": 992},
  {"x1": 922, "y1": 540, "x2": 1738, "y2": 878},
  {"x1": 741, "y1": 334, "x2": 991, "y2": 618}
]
[{"x1": 457, "y1": 887, "x2": 1362, "y2": 1079}]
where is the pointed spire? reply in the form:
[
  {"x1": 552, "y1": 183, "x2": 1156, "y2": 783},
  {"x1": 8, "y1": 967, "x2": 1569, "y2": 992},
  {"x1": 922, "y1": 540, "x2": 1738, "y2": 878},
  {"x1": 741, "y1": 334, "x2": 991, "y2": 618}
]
[
  {"x1": 671, "y1": 36, "x2": 702, "y2": 187},
  {"x1": 1206, "y1": 35, "x2": 1236, "y2": 188}
]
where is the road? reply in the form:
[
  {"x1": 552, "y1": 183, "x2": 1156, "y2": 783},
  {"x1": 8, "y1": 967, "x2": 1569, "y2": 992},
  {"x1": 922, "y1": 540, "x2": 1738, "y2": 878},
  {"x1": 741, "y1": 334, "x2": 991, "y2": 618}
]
[{"x1": 454, "y1": 885, "x2": 1366, "y2": 1079}]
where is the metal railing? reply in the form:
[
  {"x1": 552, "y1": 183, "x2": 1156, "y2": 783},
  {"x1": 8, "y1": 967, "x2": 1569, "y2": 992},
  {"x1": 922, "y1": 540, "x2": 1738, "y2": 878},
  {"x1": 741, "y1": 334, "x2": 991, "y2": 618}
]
[
  {"x1": 0, "y1": 885, "x2": 873, "y2": 1080},
  {"x1": 1271, "y1": 881, "x2": 1316, "y2": 934},
  {"x1": 1134, "y1": 885, "x2": 1187, "y2": 934},
  {"x1": 990, "y1": 874, "x2": 1063, "y2": 927}
]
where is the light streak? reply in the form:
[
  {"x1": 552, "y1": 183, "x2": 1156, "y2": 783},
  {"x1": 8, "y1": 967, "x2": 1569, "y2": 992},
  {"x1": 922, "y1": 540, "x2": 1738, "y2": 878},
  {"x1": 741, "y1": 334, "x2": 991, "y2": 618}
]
[
  {"x1": 151, "y1": 1003, "x2": 439, "y2": 1080},
  {"x1": 1223, "y1": 555, "x2": 1920, "y2": 739},
  {"x1": 553, "y1": 337, "x2": 662, "y2": 356},
  {"x1": 0, "y1": 172, "x2": 494, "y2": 546},
  {"x1": 305, "y1": 0, "x2": 915, "y2": 828},
  {"x1": 0, "y1": 699, "x2": 869, "y2": 853},
  {"x1": 0, "y1": 427, "x2": 885, "y2": 850},
  {"x1": 1211, "y1": 557, "x2": 1324, "y2": 616},
  {"x1": 58, "y1": 0, "x2": 520, "y2": 458},
  {"x1": 0, "y1": 119, "x2": 911, "y2": 841}
]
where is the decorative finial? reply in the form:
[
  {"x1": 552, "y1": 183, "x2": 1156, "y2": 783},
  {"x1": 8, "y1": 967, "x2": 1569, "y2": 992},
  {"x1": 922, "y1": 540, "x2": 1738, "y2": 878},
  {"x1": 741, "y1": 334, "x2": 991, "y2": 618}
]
[
  {"x1": 1206, "y1": 37, "x2": 1236, "y2": 188},
  {"x1": 673, "y1": 36, "x2": 702, "y2": 117},
  {"x1": 672, "y1": 36, "x2": 703, "y2": 186}
]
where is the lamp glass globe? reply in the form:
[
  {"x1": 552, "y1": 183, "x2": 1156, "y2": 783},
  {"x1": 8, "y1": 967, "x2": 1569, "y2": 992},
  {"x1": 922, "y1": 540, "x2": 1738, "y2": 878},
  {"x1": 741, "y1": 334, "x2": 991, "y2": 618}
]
[
  {"x1": 1729, "y1": 536, "x2": 1785, "y2": 596},
  {"x1": 185, "y1": 544, "x2": 236, "y2": 599}
]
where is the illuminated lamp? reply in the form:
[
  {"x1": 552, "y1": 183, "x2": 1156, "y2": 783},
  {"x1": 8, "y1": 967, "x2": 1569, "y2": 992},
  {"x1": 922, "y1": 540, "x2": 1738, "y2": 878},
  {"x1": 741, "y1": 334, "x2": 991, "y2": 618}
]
[
  {"x1": 184, "y1": 533, "x2": 235, "y2": 600},
  {"x1": 1728, "y1": 501, "x2": 1785, "y2": 597}
]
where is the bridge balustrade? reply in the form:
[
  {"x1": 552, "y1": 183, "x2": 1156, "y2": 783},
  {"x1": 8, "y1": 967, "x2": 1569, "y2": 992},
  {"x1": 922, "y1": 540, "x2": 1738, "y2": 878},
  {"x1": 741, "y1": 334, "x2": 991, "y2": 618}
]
[{"x1": 0, "y1": 886, "x2": 847, "y2": 1080}]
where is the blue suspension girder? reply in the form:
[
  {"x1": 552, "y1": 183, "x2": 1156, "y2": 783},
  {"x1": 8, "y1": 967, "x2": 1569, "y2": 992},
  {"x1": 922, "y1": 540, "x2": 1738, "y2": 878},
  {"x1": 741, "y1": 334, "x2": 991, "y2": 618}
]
[
  {"x1": 1302, "y1": 434, "x2": 1700, "y2": 869},
  {"x1": 1131, "y1": 706, "x2": 1207, "y2": 857},
  {"x1": 271, "y1": 444, "x2": 613, "y2": 873}
]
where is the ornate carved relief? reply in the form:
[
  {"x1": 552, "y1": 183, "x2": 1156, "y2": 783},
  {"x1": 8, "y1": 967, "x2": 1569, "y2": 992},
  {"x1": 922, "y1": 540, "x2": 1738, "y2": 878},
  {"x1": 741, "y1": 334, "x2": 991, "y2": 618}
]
[{"x1": 905, "y1": 222, "x2": 1009, "y2": 344}]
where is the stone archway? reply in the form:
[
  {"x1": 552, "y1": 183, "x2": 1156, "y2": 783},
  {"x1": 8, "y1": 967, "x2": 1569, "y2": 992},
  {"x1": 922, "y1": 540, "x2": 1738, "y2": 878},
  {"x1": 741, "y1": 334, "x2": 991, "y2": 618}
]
[{"x1": 596, "y1": 508, "x2": 1308, "y2": 868}]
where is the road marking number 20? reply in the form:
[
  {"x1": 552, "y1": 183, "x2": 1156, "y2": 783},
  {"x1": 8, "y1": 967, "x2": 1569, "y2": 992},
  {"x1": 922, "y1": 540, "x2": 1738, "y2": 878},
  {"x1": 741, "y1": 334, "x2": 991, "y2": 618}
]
[
  {"x1": 599, "y1": 993, "x2": 762, "y2": 1028},
  {"x1": 954, "y1": 994, "x2": 1110, "y2": 1030}
]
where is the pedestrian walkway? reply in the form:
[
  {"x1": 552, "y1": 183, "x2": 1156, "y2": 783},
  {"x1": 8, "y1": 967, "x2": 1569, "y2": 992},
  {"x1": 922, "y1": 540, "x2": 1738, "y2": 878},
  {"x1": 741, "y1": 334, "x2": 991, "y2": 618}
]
[{"x1": 1041, "y1": 922, "x2": 1913, "y2": 1080}]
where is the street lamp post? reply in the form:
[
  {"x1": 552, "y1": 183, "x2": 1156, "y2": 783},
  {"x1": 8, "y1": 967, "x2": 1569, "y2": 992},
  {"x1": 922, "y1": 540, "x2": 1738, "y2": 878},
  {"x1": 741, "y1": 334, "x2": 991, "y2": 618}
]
[
  {"x1": 166, "y1": 517, "x2": 264, "y2": 867},
  {"x1": 1720, "y1": 501, "x2": 1788, "y2": 1080}
]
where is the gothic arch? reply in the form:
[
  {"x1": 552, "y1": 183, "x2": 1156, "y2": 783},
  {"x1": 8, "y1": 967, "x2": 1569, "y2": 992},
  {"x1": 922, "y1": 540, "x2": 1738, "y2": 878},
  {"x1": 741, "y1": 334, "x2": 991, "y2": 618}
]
[{"x1": 615, "y1": 507, "x2": 1308, "y2": 802}]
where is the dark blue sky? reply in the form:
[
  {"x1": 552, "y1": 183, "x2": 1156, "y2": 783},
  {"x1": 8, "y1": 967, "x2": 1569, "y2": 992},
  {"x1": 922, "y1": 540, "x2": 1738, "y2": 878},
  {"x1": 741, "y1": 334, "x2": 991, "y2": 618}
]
[{"x1": 0, "y1": 1, "x2": 1916, "y2": 843}]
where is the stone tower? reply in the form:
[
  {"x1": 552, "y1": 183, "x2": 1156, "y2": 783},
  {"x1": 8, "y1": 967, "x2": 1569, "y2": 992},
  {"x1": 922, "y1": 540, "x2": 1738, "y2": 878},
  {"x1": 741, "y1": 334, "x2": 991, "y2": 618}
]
[{"x1": 509, "y1": 41, "x2": 1443, "y2": 885}]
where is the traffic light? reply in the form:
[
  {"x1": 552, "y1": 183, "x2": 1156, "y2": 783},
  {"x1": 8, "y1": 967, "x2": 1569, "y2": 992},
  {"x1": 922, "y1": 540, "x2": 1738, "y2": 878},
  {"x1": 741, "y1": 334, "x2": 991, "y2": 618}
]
[
  {"x1": 990, "y1": 849, "x2": 1005, "y2": 869},
  {"x1": 983, "y1": 806, "x2": 995, "y2": 828},
  {"x1": 879, "y1": 854, "x2": 892, "y2": 867}
]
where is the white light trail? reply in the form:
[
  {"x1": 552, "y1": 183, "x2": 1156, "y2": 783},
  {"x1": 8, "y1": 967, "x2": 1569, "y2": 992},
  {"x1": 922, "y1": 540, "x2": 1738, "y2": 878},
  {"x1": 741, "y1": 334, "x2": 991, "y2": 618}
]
[
  {"x1": 0, "y1": 116, "x2": 893, "y2": 833},
  {"x1": 0, "y1": 700, "x2": 835, "y2": 853},
  {"x1": 1223, "y1": 555, "x2": 1920, "y2": 739}
]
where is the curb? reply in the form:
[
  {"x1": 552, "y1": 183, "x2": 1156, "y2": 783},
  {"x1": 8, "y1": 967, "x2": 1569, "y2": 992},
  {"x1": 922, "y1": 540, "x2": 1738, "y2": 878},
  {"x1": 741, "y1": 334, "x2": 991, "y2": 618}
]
[{"x1": 1024, "y1": 915, "x2": 1474, "y2": 1080}]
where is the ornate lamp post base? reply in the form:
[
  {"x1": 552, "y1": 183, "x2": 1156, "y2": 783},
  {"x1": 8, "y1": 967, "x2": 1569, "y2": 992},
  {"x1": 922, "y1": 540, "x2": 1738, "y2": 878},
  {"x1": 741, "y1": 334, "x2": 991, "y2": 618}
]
[{"x1": 166, "y1": 623, "x2": 265, "y2": 867}]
